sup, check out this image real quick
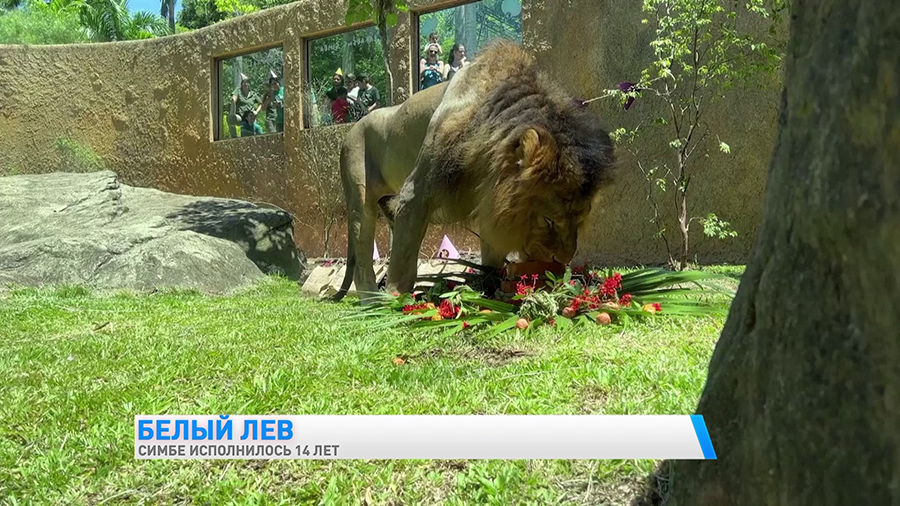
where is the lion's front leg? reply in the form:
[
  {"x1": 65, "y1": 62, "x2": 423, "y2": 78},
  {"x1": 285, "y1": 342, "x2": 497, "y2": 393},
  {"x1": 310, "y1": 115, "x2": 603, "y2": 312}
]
[{"x1": 385, "y1": 177, "x2": 432, "y2": 296}]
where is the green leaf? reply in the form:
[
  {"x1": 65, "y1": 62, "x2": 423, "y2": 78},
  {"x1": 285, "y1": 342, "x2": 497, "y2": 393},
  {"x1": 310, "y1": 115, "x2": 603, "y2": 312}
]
[
  {"x1": 719, "y1": 141, "x2": 731, "y2": 154},
  {"x1": 481, "y1": 316, "x2": 520, "y2": 339},
  {"x1": 468, "y1": 297, "x2": 516, "y2": 313},
  {"x1": 439, "y1": 321, "x2": 465, "y2": 338}
]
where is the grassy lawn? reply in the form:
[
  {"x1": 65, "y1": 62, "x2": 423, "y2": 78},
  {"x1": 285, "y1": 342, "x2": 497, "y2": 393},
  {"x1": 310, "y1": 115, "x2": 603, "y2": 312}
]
[{"x1": 0, "y1": 266, "x2": 743, "y2": 505}]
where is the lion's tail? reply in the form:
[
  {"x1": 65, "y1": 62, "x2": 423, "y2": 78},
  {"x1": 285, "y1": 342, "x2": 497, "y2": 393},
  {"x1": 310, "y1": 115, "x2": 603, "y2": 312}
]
[
  {"x1": 332, "y1": 135, "x2": 357, "y2": 303},
  {"x1": 331, "y1": 246, "x2": 355, "y2": 302}
]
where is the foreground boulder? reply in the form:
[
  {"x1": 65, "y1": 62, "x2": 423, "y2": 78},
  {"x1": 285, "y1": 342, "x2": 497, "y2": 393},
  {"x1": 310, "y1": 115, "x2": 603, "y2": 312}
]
[{"x1": 0, "y1": 171, "x2": 306, "y2": 294}]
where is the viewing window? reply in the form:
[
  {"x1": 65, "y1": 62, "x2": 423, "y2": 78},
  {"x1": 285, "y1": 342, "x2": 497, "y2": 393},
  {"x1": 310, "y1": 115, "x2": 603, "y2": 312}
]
[
  {"x1": 215, "y1": 46, "x2": 284, "y2": 141},
  {"x1": 304, "y1": 26, "x2": 387, "y2": 128},
  {"x1": 416, "y1": 0, "x2": 523, "y2": 92}
]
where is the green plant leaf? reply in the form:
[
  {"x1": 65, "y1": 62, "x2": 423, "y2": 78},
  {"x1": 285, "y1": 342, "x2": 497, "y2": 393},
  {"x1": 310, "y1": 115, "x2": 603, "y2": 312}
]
[{"x1": 481, "y1": 316, "x2": 520, "y2": 339}]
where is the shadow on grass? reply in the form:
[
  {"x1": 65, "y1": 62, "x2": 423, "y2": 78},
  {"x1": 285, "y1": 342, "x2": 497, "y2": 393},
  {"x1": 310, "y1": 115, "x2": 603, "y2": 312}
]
[{"x1": 631, "y1": 460, "x2": 671, "y2": 505}]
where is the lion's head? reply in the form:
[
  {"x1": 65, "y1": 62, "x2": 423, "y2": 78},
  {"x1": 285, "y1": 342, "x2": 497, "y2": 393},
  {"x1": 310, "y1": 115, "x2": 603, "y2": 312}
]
[{"x1": 462, "y1": 51, "x2": 616, "y2": 264}]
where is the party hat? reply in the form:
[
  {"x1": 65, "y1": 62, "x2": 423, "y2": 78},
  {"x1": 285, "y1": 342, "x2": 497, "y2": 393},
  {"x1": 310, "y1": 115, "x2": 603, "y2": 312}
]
[{"x1": 435, "y1": 235, "x2": 459, "y2": 259}]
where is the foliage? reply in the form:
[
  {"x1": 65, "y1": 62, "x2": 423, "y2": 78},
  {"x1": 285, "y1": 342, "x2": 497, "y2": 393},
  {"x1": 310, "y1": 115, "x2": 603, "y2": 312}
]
[
  {"x1": 344, "y1": 0, "x2": 407, "y2": 32},
  {"x1": 344, "y1": 263, "x2": 733, "y2": 337},
  {"x1": 0, "y1": 0, "x2": 87, "y2": 44},
  {"x1": 344, "y1": 0, "x2": 408, "y2": 107},
  {"x1": 306, "y1": 25, "x2": 386, "y2": 102},
  {"x1": 214, "y1": 0, "x2": 257, "y2": 16},
  {"x1": 178, "y1": 0, "x2": 227, "y2": 29},
  {"x1": 54, "y1": 136, "x2": 106, "y2": 173},
  {"x1": 603, "y1": 0, "x2": 786, "y2": 270},
  {"x1": 178, "y1": 0, "x2": 297, "y2": 29},
  {"x1": 0, "y1": 0, "x2": 171, "y2": 43},
  {"x1": 77, "y1": 0, "x2": 169, "y2": 41}
]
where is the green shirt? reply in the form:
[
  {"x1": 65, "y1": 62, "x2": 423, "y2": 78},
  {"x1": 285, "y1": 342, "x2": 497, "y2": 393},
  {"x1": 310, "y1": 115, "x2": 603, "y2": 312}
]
[
  {"x1": 358, "y1": 86, "x2": 381, "y2": 109},
  {"x1": 232, "y1": 87, "x2": 261, "y2": 116},
  {"x1": 275, "y1": 87, "x2": 284, "y2": 125}
]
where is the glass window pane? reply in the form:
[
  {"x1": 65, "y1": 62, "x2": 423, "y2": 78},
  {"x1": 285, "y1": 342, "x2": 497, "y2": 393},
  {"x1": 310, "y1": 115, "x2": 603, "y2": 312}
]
[
  {"x1": 215, "y1": 46, "x2": 284, "y2": 140},
  {"x1": 416, "y1": 0, "x2": 523, "y2": 92},
  {"x1": 305, "y1": 26, "x2": 387, "y2": 128}
]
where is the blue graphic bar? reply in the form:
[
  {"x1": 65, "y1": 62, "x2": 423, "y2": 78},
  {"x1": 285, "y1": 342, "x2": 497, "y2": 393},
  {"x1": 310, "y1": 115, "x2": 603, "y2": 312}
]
[{"x1": 690, "y1": 414, "x2": 717, "y2": 459}]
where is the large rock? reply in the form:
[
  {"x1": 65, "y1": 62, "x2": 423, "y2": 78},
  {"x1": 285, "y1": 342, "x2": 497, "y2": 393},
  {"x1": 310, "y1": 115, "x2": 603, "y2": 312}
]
[{"x1": 0, "y1": 171, "x2": 306, "y2": 294}]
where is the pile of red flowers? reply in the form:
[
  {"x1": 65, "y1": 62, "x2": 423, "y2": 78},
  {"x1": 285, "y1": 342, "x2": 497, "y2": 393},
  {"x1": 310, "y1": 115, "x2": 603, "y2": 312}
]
[
  {"x1": 559, "y1": 272, "x2": 638, "y2": 319},
  {"x1": 402, "y1": 299, "x2": 459, "y2": 320},
  {"x1": 516, "y1": 274, "x2": 540, "y2": 296},
  {"x1": 351, "y1": 265, "x2": 730, "y2": 337}
]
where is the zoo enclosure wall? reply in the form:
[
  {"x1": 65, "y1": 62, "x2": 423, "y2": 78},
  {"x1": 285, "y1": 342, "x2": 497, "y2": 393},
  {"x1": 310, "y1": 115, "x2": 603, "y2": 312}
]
[{"x1": 0, "y1": 0, "x2": 782, "y2": 265}]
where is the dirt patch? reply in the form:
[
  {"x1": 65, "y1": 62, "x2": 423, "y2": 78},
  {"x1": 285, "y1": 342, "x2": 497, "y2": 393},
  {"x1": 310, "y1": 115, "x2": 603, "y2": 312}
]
[
  {"x1": 405, "y1": 347, "x2": 534, "y2": 367},
  {"x1": 558, "y1": 473, "x2": 651, "y2": 505},
  {"x1": 579, "y1": 383, "x2": 612, "y2": 413},
  {"x1": 430, "y1": 460, "x2": 468, "y2": 472}
]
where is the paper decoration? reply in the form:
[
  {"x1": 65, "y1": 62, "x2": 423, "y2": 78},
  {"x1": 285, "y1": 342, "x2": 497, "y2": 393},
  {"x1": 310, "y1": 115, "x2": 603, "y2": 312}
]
[{"x1": 435, "y1": 235, "x2": 459, "y2": 259}]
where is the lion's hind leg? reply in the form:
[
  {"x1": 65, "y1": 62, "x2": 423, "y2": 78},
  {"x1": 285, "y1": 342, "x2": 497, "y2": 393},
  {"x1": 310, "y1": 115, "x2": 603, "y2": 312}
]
[{"x1": 332, "y1": 129, "x2": 380, "y2": 305}]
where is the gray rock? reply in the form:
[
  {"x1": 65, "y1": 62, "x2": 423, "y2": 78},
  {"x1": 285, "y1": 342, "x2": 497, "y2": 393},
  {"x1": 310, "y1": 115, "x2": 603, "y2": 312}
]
[{"x1": 0, "y1": 171, "x2": 306, "y2": 294}]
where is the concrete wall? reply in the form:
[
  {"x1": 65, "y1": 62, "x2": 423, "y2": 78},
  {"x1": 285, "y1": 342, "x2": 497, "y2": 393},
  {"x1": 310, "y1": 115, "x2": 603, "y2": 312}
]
[{"x1": 0, "y1": 0, "x2": 782, "y2": 265}]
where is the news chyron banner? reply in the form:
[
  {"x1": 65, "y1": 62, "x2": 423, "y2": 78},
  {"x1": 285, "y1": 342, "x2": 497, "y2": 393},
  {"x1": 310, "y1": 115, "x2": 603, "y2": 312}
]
[{"x1": 135, "y1": 415, "x2": 717, "y2": 460}]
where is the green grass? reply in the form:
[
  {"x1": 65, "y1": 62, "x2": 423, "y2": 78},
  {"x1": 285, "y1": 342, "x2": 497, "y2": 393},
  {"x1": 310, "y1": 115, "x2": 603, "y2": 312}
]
[{"x1": 0, "y1": 267, "x2": 743, "y2": 505}]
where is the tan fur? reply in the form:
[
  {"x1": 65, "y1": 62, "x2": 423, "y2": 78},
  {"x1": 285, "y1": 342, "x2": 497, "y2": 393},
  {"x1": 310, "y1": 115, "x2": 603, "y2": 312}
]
[{"x1": 332, "y1": 40, "x2": 616, "y2": 304}]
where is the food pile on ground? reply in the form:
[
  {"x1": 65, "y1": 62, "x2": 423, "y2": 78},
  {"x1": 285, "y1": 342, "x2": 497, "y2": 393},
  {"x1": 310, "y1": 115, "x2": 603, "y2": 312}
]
[{"x1": 346, "y1": 261, "x2": 734, "y2": 336}]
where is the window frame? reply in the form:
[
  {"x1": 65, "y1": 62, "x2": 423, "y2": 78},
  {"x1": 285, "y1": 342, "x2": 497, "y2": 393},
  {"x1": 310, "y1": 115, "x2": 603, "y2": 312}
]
[{"x1": 211, "y1": 42, "x2": 285, "y2": 142}]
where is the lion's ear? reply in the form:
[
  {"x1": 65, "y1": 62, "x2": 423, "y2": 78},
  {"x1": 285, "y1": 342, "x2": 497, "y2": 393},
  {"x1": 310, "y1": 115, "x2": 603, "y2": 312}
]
[{"x1": 516, "y1": 127, "x2": 557, "y2": 174}]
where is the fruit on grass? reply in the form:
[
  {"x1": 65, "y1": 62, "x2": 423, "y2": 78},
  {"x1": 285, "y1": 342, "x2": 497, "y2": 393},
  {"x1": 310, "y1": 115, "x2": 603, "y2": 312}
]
[
  {"x1": 392, "y1": 356, "x2": 405, "y2": 365},
  {"x1": 425, "y1": 303, "x2": 436, "y2": 309},
  {"x1": 516, "y1": 318, "x2": 529, "y2": 329},
  {"x1": 432, "y1": 314, "x2": 444, "y2": 321},
  {"x1": 562, "y1": 307, "x2": 577, "y2": 318},
  {"x1": 480, "y1": 309, "x2": 492, "y2": 314},
  {"x1": 596, "y1": 312, "x2": 612, "y2": 325},
  {"x1": 642, "y1": 303, "x2": 662, "y2": 313}
]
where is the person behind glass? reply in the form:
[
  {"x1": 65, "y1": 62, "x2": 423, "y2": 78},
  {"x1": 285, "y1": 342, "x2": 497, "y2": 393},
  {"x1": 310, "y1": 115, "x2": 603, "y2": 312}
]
[
  {"x1": 241, "y1": 110, "x2": 264, "y2": 136},
  {"x1": 331, "y1": 87, "x2": 351, "y2": 124},
  {"x1": 325, "y1": 69, "x2": 347, "y2": 103},
  {"x1": 356, "y1": 74, "x2": 381, "y2": 114},
  {"x1": 263, "y1": 70, "x2": 284, "y2": 133},
  {"x1": 346, "y1": 73, "x2": 360, "y2": 104},
  {"x1": 231, "y1": 73, "x2": 263, "y2": 137},
  {"x1": 419, "y1": 32, "x2": 444, "y2": 90},
  {"x1": 443, "y1": 43, "x2": 469, "y2": 83}
]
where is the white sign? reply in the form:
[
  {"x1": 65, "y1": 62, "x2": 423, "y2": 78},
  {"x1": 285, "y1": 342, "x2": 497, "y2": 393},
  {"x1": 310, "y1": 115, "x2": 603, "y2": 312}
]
[{"x1": 134, "y1": 415, "x2": 717, "y2": 460}]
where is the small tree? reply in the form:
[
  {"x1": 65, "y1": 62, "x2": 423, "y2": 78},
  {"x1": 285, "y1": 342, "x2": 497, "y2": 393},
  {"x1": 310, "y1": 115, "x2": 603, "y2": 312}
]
[
  {"x1": 344, "y1": 0, "x2": 408, "y2": 107},
  {"x1": 605, "y1": 0, "x2": 787, "y2": 270},
  {"x1": 299, "y1": 81, "x2": 347, "y2": 257}
]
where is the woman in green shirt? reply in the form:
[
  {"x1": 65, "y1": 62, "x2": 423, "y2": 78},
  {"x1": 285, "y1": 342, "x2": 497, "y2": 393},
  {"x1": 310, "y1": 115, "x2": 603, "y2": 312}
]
[{"x1": 231, "y1": 74, "x2": 263, "y2": 137}]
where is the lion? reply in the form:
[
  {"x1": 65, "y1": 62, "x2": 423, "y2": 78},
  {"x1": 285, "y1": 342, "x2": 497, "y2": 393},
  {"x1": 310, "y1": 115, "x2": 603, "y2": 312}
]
[{"x1": 332, "y1": 40, "x2": 616, "y2": 304}]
